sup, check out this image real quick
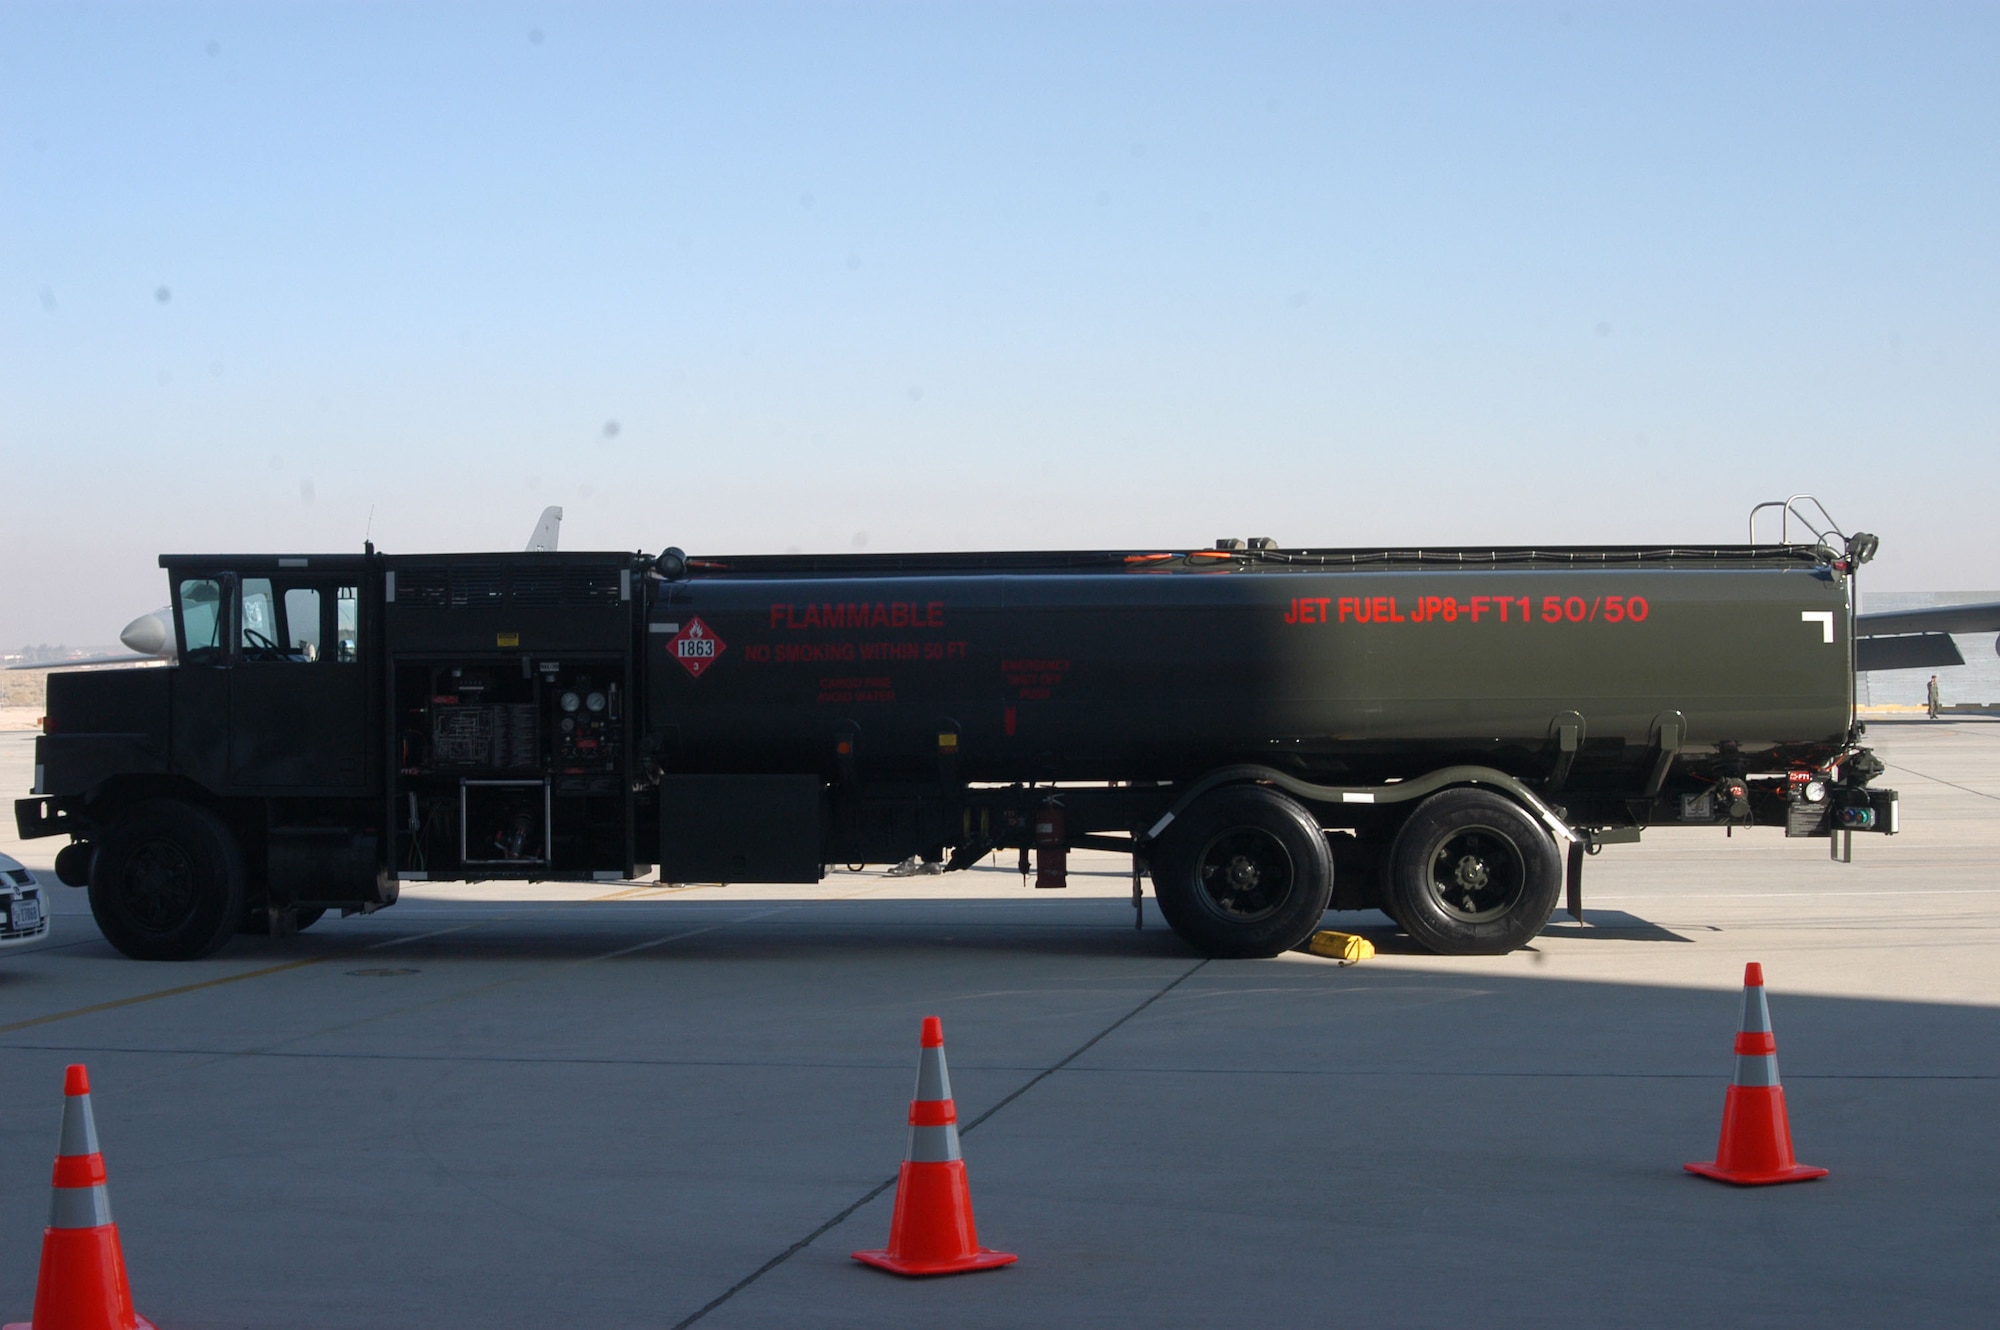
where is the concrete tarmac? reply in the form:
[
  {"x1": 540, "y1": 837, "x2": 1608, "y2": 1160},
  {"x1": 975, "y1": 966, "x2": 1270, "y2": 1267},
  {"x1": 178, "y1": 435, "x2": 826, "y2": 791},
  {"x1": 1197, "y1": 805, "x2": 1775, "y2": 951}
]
[{"x1": 2, "y1": 719, "x2": 1996, "y2": 1327}]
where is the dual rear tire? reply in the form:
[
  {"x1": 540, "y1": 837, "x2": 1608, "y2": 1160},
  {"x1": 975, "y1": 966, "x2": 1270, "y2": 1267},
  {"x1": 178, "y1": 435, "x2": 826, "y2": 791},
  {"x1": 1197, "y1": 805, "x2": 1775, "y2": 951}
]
[
  {"x1": 1150, "y1": 786, "x2": 1334, "y2": 958},
  {"x1": 1385, "y1": 788, "x2": 1563, "y2": 955},
  {"x1": 1152, "y1": 783, "x2": 1562, "y2": 958}
]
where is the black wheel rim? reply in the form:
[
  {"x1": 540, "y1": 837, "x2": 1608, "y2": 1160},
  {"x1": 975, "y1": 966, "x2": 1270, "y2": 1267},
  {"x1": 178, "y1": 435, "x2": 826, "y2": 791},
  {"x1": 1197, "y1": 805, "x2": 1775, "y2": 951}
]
[
  {"x1": 121, "y1": 839, "x2": 199, "y2": 933},
  {"x1": 1424, "y1": 826, "x2": 1526, "y2": 923},
  {"x1": 1195, "y1": 827, "x2": 1294, "y2": 922}
]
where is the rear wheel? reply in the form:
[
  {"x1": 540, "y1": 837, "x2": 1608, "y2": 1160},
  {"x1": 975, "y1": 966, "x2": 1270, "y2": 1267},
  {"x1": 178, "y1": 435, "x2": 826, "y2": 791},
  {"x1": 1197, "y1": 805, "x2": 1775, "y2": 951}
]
[
  {"x1": 1386, "y1": 788, "x2": 1560, "y2": 955},
  {"x1": 89, "y1": 801, "x2": 245, "y2": 960},
  {"x1": 1151, "y1": 785, "x2": 1333, "y2": 957}
]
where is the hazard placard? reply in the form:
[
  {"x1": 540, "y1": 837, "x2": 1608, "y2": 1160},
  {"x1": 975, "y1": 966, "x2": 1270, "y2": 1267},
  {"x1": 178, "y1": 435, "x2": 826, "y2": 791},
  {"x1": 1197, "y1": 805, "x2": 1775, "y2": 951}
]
[{"x1": 669, "y1": 617, "x2": 726, "y2": 679}]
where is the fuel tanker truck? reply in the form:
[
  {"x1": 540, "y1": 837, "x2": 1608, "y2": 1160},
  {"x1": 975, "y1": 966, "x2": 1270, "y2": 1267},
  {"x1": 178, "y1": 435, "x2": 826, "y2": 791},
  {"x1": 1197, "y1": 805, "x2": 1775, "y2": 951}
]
[{"x1": 16, "y1": 501, "x2": 1898, "y2": 962}]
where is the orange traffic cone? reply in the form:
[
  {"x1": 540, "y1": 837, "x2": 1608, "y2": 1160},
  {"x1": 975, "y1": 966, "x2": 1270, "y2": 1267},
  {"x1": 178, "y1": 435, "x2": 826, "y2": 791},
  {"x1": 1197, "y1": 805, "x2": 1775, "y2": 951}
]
[
  {"x1": 1685, "y1": 964, "x2": 1829, "y2": 1186},
  {"x1": 5, "y1": 1065, "x2": 157, "y2": 1330},
  {"x1": 853, "y1": 1017, "x2": 1017, "y2": 1277}
]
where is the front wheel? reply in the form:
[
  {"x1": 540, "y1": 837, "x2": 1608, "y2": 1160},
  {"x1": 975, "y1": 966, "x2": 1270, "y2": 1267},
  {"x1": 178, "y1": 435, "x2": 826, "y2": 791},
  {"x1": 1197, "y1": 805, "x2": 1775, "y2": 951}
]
[
  {"x1": 1151, "y1": 785, "x2": 1333, "y2": 958},
  {"x1": 89, "y1": 801, "x2": 246, "y2": 960},
  {"x1": 1386, "y1": 788, "x2": 1560, "y2": 955}
]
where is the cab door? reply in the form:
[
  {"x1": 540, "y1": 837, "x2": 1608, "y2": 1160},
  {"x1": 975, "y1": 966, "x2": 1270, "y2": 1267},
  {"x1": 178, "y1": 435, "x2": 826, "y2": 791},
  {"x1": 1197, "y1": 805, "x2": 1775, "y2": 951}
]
[{"x1": 226, "y1": 576, "x2": 369, "y2": 790}]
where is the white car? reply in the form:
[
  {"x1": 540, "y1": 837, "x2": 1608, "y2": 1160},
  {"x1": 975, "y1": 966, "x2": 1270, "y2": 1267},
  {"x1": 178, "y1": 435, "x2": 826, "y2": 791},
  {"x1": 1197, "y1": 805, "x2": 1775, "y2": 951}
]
[{"x1": 1, "y1": 852, "x2": 49, "y2": 946}]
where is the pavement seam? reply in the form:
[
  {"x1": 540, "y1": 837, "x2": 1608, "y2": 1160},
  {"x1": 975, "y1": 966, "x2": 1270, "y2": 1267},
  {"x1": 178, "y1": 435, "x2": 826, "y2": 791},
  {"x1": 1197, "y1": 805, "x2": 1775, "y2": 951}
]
[
  {"x1": 665, "y1": 957, "x2": 1209, "y2": 1330},
  {"x1": 1885, "y1": 762, "x2": 2000, "y2": 802},
  {"x1": 2, "y1": 1045, "x2": 1986, "y2": 1081}
]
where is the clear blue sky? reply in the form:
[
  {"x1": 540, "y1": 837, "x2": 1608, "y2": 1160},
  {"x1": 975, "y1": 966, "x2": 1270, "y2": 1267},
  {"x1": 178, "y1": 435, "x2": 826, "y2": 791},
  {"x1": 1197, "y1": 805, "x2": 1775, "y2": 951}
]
[{"x1": 3, "y1": 2, "x2": 1995, "y2": 645}]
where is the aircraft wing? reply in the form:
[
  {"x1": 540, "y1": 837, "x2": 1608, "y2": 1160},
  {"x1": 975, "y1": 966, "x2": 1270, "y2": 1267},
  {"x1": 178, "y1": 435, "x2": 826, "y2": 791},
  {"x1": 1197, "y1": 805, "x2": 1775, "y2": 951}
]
[
  {"x1": 1857, "y1": 602, "x2": 2000, "y2": 637},
  {"x1": 1854, "y1": 600, "x2": 2000, "y2": 672},
  {"x1": 7, "y1": 654, "x2": 154, "y2": 671}
]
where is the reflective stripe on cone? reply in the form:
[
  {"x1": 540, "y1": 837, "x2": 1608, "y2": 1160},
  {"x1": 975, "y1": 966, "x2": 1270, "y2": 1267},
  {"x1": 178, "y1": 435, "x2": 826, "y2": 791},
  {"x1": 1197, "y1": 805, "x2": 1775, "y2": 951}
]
[
  {"x1": 1685, "y1": 964, "x2": 1829, "y2": 1186},
  {"x1": 4, "y1": 1065, "x2": 159, "y2": 1330},
  {"x1": 853, "y1": 1016, "x2": 1018, "y2": 1277}
]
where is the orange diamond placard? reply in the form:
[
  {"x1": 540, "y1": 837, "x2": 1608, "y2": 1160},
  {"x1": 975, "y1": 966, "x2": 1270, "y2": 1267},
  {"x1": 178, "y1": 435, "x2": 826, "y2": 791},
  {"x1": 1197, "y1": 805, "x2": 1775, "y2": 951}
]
[{"x1": 669, "y1": 616, "x2": 726, "y2": 679}]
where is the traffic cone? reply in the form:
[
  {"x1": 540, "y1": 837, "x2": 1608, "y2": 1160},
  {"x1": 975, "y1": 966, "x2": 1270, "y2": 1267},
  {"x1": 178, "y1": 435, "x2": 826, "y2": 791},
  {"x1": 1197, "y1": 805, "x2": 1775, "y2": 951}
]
[
  {"x1": 5, "y1": 1065, "x2": 157, "y2": 1330},
  {"x1": 1684, "y1": 964, "x2": 1829, "y2": 1186},
  {"x1": 852, "y1": 1017, "x2": 1017, "y2": 1277}
]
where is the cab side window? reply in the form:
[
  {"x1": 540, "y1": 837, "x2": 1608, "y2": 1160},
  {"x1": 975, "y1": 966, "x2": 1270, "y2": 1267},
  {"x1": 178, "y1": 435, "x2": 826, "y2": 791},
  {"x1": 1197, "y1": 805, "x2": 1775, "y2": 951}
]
[
  {"x1": 335, "y1": 586, "x2": 359, "y2": 663},
  {"x1": 283, "y1": 588, "x2": 322, "y2": 660},
  {"x1": 241, "y1": 578, "x2": 281, "y2": 657}
]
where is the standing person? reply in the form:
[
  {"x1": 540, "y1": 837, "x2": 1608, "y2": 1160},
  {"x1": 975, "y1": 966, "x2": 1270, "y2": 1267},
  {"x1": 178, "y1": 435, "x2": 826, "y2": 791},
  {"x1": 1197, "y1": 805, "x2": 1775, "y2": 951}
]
[{"x1": 1927, "y1": 673, "x2": 1942, "y2": 720}]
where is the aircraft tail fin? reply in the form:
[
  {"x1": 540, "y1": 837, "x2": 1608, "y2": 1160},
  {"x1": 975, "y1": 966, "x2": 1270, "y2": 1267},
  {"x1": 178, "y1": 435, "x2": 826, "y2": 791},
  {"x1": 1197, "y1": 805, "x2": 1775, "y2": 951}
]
[{"x1": 526, "y1": 506, "x2": 563, "y2": 552}]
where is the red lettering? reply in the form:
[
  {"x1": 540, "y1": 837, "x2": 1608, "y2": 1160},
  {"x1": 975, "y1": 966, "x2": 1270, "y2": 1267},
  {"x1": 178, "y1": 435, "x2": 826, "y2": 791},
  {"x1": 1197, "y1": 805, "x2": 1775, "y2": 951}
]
[
  {"x1": 1628, "y1": 596, "x2": 1649, "y2": 622},
  {"x1": 1543, "y1": 596, "x2": 1562, "y2": 622},
  {"x1": 1565, "y1": 596, "x2": 1586, "y2": 623},
  {"x1": 802, "y1": 604, "x2": 821, "y2": 629},
  {"x1": 891, "y1": 603, "x2": 909, "y2": 627},
  {"x1": 1354, "y1": 598, "x2": 1372, "y2": 623},
  {"x1": 1285, "y1": 598, "x2": 1300, "y2": 624},
  {"x1": 1604, "y1": 596, "x2": 1624, "y2": 623},
  {"x1": 769, "y1": 604, "x2": 786, "y2": 629},
  {"x1": 1470, "y1": 597, "x2": 1487, "y2": 622},
  {"x1": 928, "y1": 602, "x2": 944, "y2": 627}
]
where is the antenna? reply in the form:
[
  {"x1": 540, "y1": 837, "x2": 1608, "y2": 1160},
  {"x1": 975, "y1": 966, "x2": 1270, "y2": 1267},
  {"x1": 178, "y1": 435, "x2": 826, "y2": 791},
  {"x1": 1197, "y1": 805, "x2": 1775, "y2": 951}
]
[{"x1": 363, "y1": 504, "x2": 376, "y2": 548}]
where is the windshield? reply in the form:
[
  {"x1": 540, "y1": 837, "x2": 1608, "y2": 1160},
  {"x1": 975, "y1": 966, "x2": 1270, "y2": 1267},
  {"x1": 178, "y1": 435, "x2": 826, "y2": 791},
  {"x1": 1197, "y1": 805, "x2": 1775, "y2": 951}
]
[{"x1": 178, "y1": 578, "x2": 226, "y2": 663}]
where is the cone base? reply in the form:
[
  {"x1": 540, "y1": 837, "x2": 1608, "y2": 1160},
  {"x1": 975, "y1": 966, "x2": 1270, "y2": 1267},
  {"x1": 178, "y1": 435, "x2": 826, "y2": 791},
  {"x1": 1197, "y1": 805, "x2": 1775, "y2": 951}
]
[
  {"x1": 852, "y1": 1247, "x2": 1018, "y2": 1278},
  {"x1": 5, "y1": 1319, "x2": 156, "y2": 1330},
  {"x1": 1683, "y1": 1160, "x2": 1829, "y2": 1186}
]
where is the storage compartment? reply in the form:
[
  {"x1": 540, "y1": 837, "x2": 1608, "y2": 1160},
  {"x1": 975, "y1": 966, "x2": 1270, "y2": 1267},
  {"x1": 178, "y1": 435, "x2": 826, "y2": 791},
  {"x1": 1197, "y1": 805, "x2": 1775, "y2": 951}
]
[
  {"x1": 660, "y1": 775, "x2": 823, "y2": 883},
  {"x1": 461, "y1": 779, "x2": 552, "y2": 866}
]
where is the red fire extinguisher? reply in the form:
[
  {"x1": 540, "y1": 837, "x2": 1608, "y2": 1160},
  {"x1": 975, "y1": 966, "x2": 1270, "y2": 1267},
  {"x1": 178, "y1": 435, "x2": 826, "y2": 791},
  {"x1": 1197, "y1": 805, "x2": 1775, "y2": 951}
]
[{"x1": 1034, "y1": 798, "x2": 1067, "y2": 889}]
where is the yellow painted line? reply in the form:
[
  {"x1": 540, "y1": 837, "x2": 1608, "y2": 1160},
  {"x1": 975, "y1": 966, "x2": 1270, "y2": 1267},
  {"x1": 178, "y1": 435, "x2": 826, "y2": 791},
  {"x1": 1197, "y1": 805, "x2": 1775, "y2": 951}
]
[
  {"x1": 590, "y1": 883, "x2": 722, "y2": 900},
  {"x1": 0, "y1": 956, "x2": 330, "y2": 1035},
  {"x1": 0, "y1": 911, "x2": 512, "y2": 1034},
  {"x1": 0, "y1": 882, "x2": 758, "y2": 1036}
]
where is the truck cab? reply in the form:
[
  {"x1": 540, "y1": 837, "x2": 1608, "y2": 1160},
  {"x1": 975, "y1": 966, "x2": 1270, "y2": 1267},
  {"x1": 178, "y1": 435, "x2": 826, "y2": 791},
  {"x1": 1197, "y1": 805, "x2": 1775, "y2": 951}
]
[{"x1": 18, "y1": 549, "x2": 655, "y2": 959}]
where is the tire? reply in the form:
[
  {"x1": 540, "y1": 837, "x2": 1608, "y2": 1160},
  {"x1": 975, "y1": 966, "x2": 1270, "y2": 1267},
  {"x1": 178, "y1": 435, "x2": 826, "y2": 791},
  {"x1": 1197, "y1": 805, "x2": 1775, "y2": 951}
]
[
  {"x1": 1386, "y1": 788, "x2": 1561, "y2": 955},
  {"x1": 1151, "y1": 785, "x2": 1333, "y2": 958},
  {"x1": 88, "y1": 801, "x2": 246, "y2": 961}
]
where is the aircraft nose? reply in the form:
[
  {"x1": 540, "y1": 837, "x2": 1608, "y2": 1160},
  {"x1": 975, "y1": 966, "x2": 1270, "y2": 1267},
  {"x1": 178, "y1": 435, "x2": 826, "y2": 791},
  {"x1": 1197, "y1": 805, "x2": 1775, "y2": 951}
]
[{"x1": 120, "y1": 609, "x2": 174, "y2": 658}]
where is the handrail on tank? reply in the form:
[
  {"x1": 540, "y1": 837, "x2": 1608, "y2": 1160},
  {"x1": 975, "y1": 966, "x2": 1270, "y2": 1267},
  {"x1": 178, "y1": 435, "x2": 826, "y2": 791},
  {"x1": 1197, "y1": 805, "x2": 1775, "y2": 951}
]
[{"x1": 1748, "y1": 495, "x2": 1846, "y2": 547}]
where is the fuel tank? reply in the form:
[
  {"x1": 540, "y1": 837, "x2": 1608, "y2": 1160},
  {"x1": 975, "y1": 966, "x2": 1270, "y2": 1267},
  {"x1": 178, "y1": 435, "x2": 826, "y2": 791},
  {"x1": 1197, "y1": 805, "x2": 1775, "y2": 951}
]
[{"x1": 645, "y1": 546, "x2": 1853, "y2": 792}]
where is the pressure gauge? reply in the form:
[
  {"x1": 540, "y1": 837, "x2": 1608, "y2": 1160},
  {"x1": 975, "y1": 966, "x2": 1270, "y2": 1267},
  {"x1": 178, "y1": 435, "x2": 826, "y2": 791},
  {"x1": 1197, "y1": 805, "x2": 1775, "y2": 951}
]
[
  {"x1": 560, "y1": 691, "x2": 581, "y2": 714},
  {"x1": 1804, "y1": 780, "x2": 1827, "y2": 803},
  {"x1": 585, "y1": 691, "x2": 607, "y2": 714},
  {"x1": 560, "y1": 717, "x2": 576, "y2": 734}
]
